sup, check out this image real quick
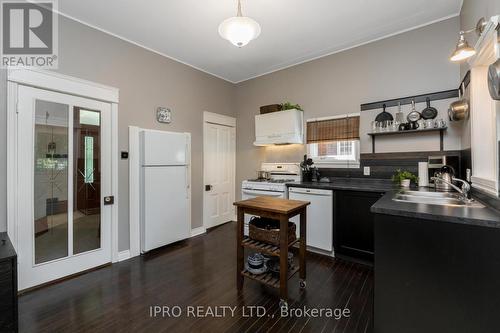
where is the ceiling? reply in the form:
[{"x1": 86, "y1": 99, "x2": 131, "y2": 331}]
[{"x1": 59, "y1": 0, "x2": 462, "y2": 83}]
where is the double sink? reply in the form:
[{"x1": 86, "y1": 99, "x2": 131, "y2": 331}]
[{"x1": 393, "y1": 190, "x2": 485, "y2": 208}]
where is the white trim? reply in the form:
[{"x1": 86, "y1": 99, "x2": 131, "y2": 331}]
[
  {"x1": 306, "y1": 113, "x2": 361, "y2": 122},
  {"x1": 203, "y1": 111, "x2": 236, "y2": 127},
  {"x1": 128, "y1": 126, "x2": 141, "y2": 258},
  {"x1": 55, "y1": 7, "x2": 458, "y2": 84},
  {"x1": 471, "y1": 177, "x2": 497, "y2": 196},
  {"x1": 190, "y1": 227, "x2": 207, "y2": 238},
  {"x1": 111, "y1": 103, "x2": 120, "y2": 263},
  {"x1": 117, "y1": 250, "x2": 131, "y2": 262},
  {"x1": 234, "y1": 13, "x2": 460, "y2": 84},
  {"x1": 7, "y1": 68, "x2": 119, "y2": 103},
  {"x1": 7, "y1": 82, "x2": 18, "y2": 248},
  {"x1": 54, "y1": 10, "x2": 232, "y2": 84}
]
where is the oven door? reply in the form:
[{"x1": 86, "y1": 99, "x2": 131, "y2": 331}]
[{"x1": 241, "y1": 188, "x2": 285, "y2": 235}]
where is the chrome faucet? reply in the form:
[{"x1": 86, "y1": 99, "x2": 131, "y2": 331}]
[{"x1": 431, "y1": 176, "x2": 472, "y2": 202}]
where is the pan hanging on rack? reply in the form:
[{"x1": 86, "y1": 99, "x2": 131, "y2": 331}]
[{"x1": 375, "y1": 104, "x2": 393, "y2": 124}]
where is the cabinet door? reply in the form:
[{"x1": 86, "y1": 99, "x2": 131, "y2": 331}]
[
  {"x1": 0, "y1": 259, "x2": 16, "y2": 331},
  {"x1": 334, "y1": 191, "x2": 383, "y2": 261}
]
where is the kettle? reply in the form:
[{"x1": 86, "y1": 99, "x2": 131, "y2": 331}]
[{"x1": 434, "y1": 165, "x2": 455, "y2": 191}]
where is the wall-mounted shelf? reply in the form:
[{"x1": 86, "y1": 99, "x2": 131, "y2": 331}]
[
  {"x1": 360, "y1": 90, "x2": 458, "y2": 111},
  {"x1": 367, "y1": 127, "x2": 447, "y2": 153}
]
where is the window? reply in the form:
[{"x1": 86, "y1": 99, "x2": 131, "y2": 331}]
[
  {"x1": 308, "y1": 140, "x2": 360, "y2": 167},
  {"x1": 306, "y1": 114, "x2": 360, "y2": 168}
]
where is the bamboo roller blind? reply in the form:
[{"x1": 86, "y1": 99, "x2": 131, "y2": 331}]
[{"x1": 306, "y1": 116, "x2": 360, "y2": 143}]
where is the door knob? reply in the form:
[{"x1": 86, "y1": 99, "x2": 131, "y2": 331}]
[{"x1": 205, "y1": 185, "x2": 213, "y2": 191}]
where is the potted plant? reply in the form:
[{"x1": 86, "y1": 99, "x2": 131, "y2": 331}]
[
  {"x1": 281, "y1": 102, "x2": 304, "y2": 111},
  {"x1": 392, "y1": 169, "x2": 418, "y2": 187}
]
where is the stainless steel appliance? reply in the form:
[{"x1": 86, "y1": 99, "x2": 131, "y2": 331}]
[
  {"x1": 427, "y1": 155, "x2": 459, "y2": 189},
  {"x1": 241, "y1": 163, "x2": 301, "y2": 235}
]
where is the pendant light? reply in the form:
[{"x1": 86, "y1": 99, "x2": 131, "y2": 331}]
[{"x1": 218, "y1": 0, "x2": 261, "y2": 47}]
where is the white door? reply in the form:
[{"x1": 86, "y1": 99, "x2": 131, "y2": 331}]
[
  {"x1": 204, "y1": 122, "x2": 236, "y2": 228},
  {"x1": 16, "y1": 85, "x2": 113, "y2": 290}
]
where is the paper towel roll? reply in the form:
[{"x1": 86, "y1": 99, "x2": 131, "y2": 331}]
[{"x1": 418, "y1": 162, "x2": 429, "y2": 187}]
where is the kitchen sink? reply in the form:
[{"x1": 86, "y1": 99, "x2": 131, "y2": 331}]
[{"x1": 393, "y1": 190, "x2": 485, "y2": 208}]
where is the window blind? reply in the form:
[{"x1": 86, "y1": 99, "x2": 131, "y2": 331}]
[{"x1": 306, "y1": 116, "x2": 360, "y2": 143}]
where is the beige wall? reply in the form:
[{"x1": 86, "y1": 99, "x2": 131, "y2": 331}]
[
  {"x1": 234, "y1": 18, "x2": 460, "y2": 197},
  {"x1": 0, "y1": 16, "x2": 236, "y2": 248},
  {"x1": 0, "y1": 15, "x2": 465, "y2": 247}
]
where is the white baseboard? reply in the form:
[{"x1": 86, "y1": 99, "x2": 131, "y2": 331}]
[
  {"x1": 191, "y1": 226, "x2": 206, "y2": 238},
  {"x1": 118, "y1": 250, "x2": 131, "y2": 262}
]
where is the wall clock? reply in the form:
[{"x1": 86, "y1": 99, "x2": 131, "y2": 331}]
[{"x1": 156, "y1": 107, "x2": 172, "y2": 123}]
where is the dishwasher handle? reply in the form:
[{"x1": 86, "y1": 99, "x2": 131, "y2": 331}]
[{"x1": 288, "y1": 187, "x2": 333, "y2": 196}]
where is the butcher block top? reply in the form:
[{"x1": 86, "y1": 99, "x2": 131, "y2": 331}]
[{"x1": 233, "y1": 197, "x2": 310, "y2": 215}]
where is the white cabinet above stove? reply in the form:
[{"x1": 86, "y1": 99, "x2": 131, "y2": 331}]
[{"x1": 254, "y1": 109, "x2": 304, "y2": 146}]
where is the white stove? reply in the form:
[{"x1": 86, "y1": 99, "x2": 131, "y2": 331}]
[
  {"x1": 241, "y1": 163, "x2": 301, "y2": 194},
  {"x1": 241, "y1": 163, "x2": 301, "y2": 235}
]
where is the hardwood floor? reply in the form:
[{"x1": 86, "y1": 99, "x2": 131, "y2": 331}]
[{"x1": 19, "y1": 222, "x2": 373, "y2": 333}]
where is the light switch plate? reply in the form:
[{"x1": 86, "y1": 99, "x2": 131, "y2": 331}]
[{"x1": 363, "y1": 166, "x2": 370, "y2": 176}]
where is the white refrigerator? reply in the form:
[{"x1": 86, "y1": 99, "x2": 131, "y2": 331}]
[{"x1": 140, "y1": 130, "x2": 191, "y2": 253}]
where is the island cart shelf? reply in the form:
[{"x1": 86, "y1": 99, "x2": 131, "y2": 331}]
[{"x1": 233, "y1": 196, "x2": 310, "y2": 309}]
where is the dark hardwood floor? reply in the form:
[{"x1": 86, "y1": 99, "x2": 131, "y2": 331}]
[{"x1": 19, "y1": 222, "x2": 373, "y2": 333}]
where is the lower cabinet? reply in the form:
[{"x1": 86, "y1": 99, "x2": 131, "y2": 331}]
[{"x1": 334, "y1": 190, "x2": 383, "y2": 261}]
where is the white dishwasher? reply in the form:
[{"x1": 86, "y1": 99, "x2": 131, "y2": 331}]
[{"x1": 289, "y1": 187, "x2": 333, "y2": 252}]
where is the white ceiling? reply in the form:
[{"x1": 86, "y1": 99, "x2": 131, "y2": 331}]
[{"x1": 59, "y1": 0, "x2": 462, "y2": 83}]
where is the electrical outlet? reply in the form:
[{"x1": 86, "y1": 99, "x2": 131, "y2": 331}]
[{"x1": 363, "y1": 166, "x2": 370, "y2": 176}]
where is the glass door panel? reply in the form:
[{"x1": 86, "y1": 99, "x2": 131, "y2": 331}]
[
  {"x1": 34, "y1": 100, "x2": 70, "y2": 264},
  {"x1": 73, "y1": 108, "x2": 102, "y2": 254}
]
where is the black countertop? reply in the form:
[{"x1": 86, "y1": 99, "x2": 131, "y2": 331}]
[
  {"x1": 0, "y1": 232, "x2": 16, "y2": 261},
  {"x1": 285, "y1": 177, "x2": 500, "y2": 229},
  {"x1": 371, "y1": 190, "x2": 500, "y2": 229},
  {"x1": 286, "y1": 177, "x2": 397, "y2": 193}
]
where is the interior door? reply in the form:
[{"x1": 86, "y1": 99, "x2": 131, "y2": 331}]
[
  {"x1": 204, "y1": 122, "x2": 236, "y2": 228},
  {"x1": 16, "y1": 85, "x2": 112, "y2": 290}
]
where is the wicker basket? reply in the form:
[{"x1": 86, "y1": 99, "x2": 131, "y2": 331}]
[{"x1": 249, "y1": 217, "x2": 296, "y2": 246}]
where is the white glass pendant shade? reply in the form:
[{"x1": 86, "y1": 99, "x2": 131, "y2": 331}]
[
  {"x1": 219, "y1": 0, "x2": 261, "y2": 47},
  {"x1": 218, "y1": 16, "x2": 261, "y2": 47}
]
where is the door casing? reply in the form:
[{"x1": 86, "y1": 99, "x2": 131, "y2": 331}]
[{"x1": 6, "y1": 68, "x2": 120, "y2": 275}]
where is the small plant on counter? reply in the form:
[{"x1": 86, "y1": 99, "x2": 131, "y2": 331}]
[
  {"x1": 281, "y1": 102, "x2": 303, "y2": 111},
  {"x1": 392, "y1": 169, "x2": 418, "y2": 187}
]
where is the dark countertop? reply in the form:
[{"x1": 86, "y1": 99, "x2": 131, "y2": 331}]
[
  {"x1": 286, "y1": 177, "x2": 397, "y2": 193},
  {"x1": 371, "y1": 190, "x2": 500, "y2": 229},
  {"x1": 285, "y1": 177, "x2": 500, "y2": 229},
  {"x1": 0, "y1": 232, "x2": 16, "y2": 261}
]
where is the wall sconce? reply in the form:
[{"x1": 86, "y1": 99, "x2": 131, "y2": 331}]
[{"x1": 450, "y1": 17, "x2": 487, "y2": 62}]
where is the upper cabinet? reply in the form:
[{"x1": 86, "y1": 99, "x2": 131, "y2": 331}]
[
  {"x1": 468, "y1": 16, "x2": 500, "y2": 196},
  {"x1": 254, "y1": 109, "x2": 304, "y2": 146}
]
